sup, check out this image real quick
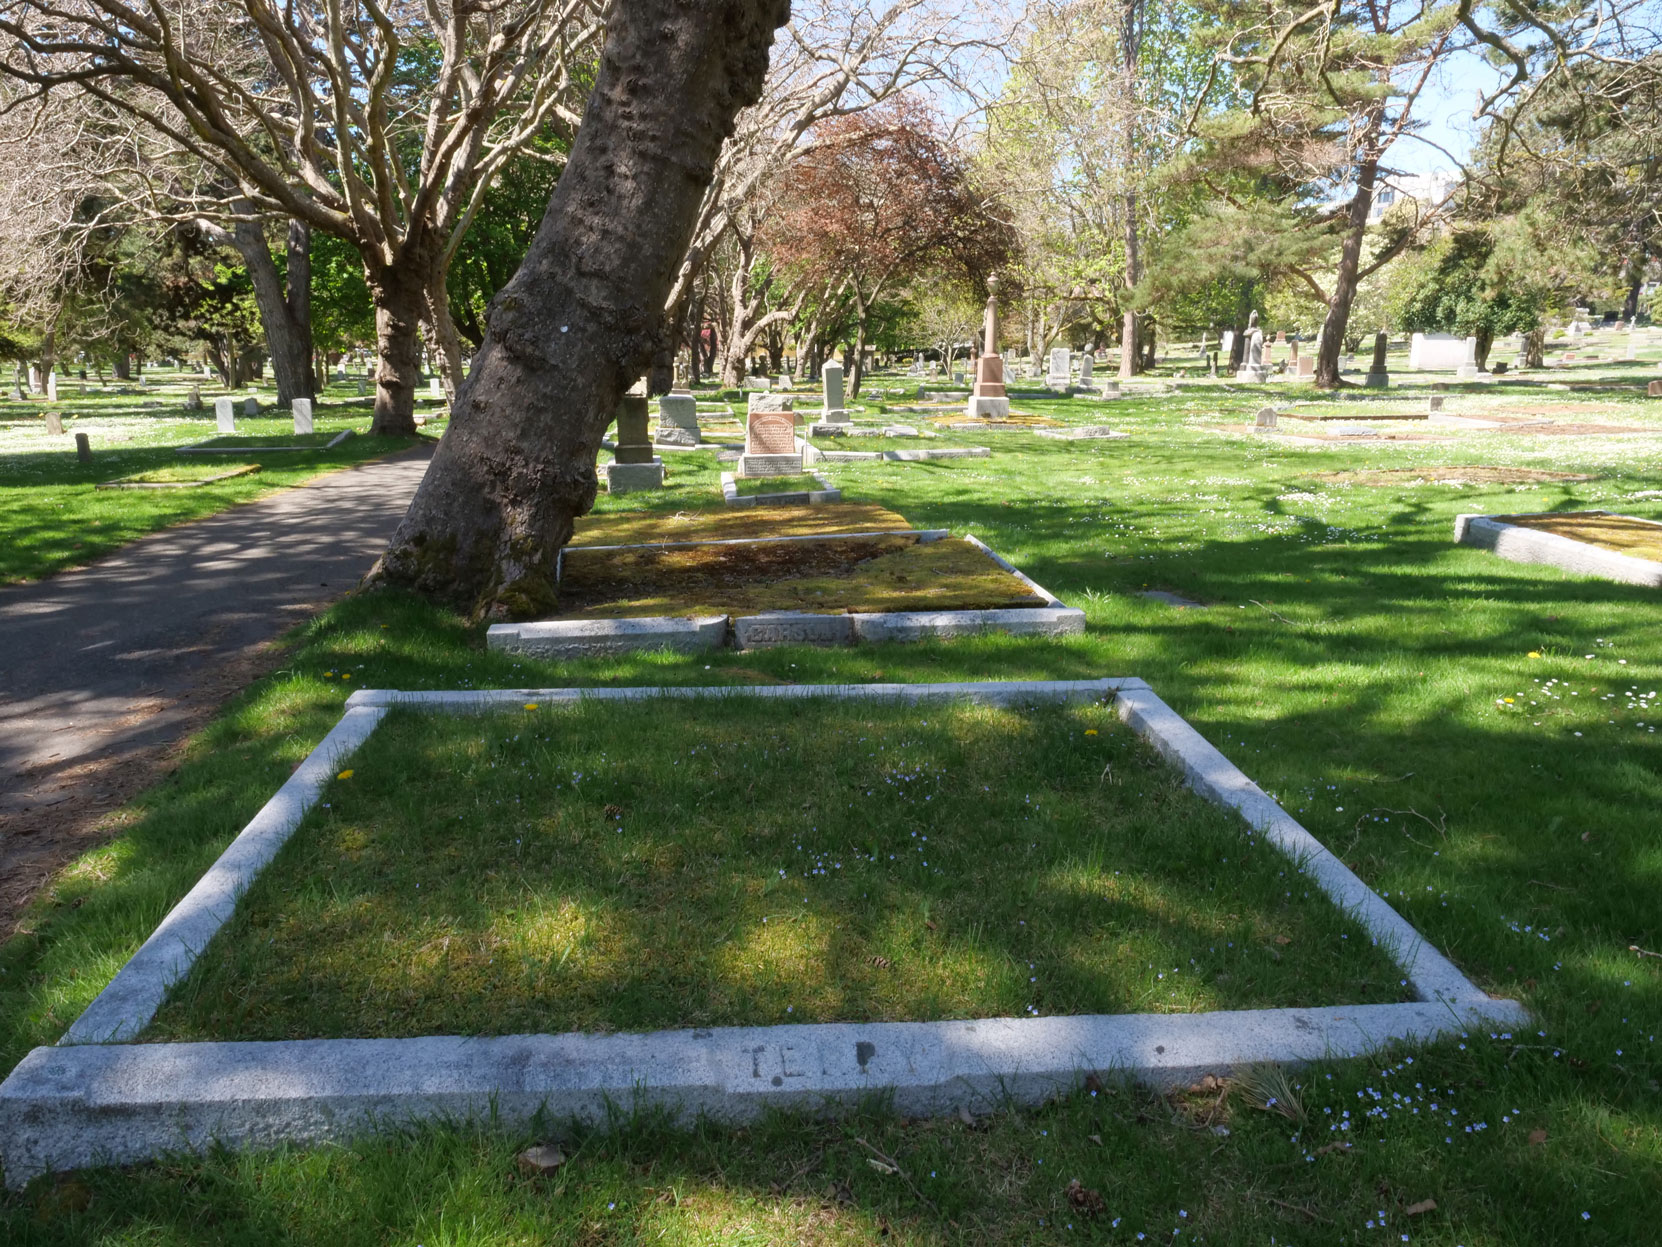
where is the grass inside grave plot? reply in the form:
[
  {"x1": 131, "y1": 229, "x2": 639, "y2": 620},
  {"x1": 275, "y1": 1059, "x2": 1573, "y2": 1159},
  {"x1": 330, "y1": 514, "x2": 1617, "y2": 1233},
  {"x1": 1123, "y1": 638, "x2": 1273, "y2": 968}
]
[
  {"x1": 183, "y1": 429, "x2": 349, "y2": 450},
  {"x1": 732, "y1": 472, "x2": 826, "y2": 496},
  {"x1": 557, "y1": 533, "x2": 1044, "y2": 618},
  {"x1": 570, "y1": 500, "x2": 911, "y2": 547},
  {"x1": 147, "y1": 698, "x2": 1403, "y2": 1042},
  {"x1": 103, "y1": 461, "x2": 261, "y2": 486},
  {"x1": 1494, "y1": 510, "x2": 1662, "y2": 561}
]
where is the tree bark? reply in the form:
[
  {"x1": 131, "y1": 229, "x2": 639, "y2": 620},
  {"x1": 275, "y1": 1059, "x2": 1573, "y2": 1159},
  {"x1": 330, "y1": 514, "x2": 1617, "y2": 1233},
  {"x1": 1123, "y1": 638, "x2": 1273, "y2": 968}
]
[
  {"x1": 1119, "y1": 188, "x2": 1141, "y2": 380},
  {"x1": 1316, "y1": 110, "x2": 1384, "y2": 389},
  {"x1": 366, "y1": 259, "x2": 431, "y2": 435},
  {"x1": 231, "y1": 212, "x2": 315, "y2": 405},
  {"x1": 372, "y1": 0, "x2": 790, "y2": 617}
]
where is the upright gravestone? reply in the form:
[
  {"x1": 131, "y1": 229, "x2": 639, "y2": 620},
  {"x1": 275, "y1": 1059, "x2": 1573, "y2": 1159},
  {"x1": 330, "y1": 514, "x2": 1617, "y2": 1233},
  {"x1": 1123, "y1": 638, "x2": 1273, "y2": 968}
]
[
  {"x1": 1219, "y1": 330, "x2": 1235, "y2": 366},
  {"x1": 186, "y1": 385, "x2": 203, "y2": 411},
  {"x1": 1365, "y1": 332, "x2": 1389, "y2": 389},
  {"x1": 45, "y1": 372, "x2": 58, "y2": 402},
  {"x1": 1079, "y1": 352, "x2": 1095, "y2": 387},
  {"x1": 1649, "y1": 379, "x2": 1662, "y2": 398},
  {"x1": 242, "y1": 396, "x2": 259, "y2": 417},
  {"x1": 739, "y1": 393, "x2": 802, "y2": 478},
  {"x1": 1456, "y1": 337, "x2": 1480, "y2": 379},
  {"x1": 1297, "y1": 355, "x2": 1315, "y2": 378},
  {"x1": 1047, "y1": 347, "x2": 1072, "y2": 389},
  {"x1": 1235, "y1": 313, "x2": 1269, "y2": 383},
  {"x1": 817, "y1": 359, "x2": 850, "y2": 427},
  {"x1": 356, "y1": 379, "x2": 367, "y2": 397},
  {"x1": 966, "y1": 276, "x2": 1011, "y2": 420},
  {"x1": 606, "y1": 385, "x2": 665, "y2": 493},
  {"x1": 1254, "y1": 406, "x2": 1278, "y2": 429},
  {"x1": 656, "y1": 391, "x2": 700, "y2": 445},
  {"x1": 292, "y1": 398, "x2": 314, "y2": 435},
  {"x1": 215, "y1": 397, "x2": 237, "y2": 434},
  {"x1": 1198, "y1": 331, "x2": 1209, "y2": 361},
  {"x1": 43, "y1": 411, "x2": 64, "y2": 435},
  {"x1": 75, "y1": 433, "x2": 91, "y2": 463}
]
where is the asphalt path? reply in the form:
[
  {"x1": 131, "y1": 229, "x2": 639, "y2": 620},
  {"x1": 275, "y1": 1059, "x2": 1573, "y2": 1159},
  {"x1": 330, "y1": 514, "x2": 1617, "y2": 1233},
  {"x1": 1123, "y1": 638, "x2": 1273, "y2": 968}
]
[{"x1": 0, "y1": 442, "x2": 433, "y2": 927}]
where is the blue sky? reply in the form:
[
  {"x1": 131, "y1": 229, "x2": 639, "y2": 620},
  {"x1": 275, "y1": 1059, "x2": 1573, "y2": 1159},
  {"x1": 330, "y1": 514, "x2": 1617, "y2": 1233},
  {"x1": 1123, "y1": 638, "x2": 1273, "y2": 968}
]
[{"x1": 1391, "y1": 47, "x2": 1507, "y2": 175}]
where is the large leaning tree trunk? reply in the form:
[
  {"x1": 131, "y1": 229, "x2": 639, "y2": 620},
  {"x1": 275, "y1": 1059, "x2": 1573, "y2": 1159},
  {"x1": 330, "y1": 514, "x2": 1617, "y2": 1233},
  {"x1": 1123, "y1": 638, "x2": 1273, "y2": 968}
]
[{"x1": 372, "y1": 0, "x2": 790, "y2": 618}]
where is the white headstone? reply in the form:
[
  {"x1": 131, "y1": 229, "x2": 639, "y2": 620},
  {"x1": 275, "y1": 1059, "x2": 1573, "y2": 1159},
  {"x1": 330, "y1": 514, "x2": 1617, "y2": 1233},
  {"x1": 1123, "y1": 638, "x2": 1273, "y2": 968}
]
[
  {"x1": 292, "y1": 398, "x2": 314, "y2": 435},
  {"x1": 1409, "y1": 333, "x2": 1474, "y2": 371},
  {"x1": 215, "y1": 397, "x2": 237, "y2": 434},
  {"x1": 243, "y1": 396, "x2": 259, "y2": 417},
  {"x1": 1047, "y1": 347, "x2": 1071, "y2": 387},
  {"x1": 820, "y1": 360, "x2": 849, "y2": 423},
  {"x1": 428, "y1": 378, "x2": 443, "y2": 396}
]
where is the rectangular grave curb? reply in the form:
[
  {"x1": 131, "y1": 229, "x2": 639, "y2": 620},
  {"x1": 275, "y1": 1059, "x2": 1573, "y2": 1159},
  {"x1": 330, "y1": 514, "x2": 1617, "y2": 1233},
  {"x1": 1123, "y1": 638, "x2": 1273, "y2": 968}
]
[
  {"x1": 0, "y1": 999, "x2": 1522, "y2": 1185},
  {"x1": 0, "y1": 676, "x2": 1524, "y2": 1185},
  {"x1": 176, "y1": 429, "x2": 355, "y2": 455},
  {"x1": 720, "y1": 471, "x2": 840, "y2": 508},
  {"x1": 1033, "y1": 426, "x2": 1128, "y2": 441},
  {"x1": 1454, "y1": 512, "x2": 1662, "y2": 588},
  {"x1": 495, "y1": 535, "x2": 1074, "y2": 657},
  {"x1": 487, "y1": 616, "x2": 729, "y2": 659},
  {"x1": 96, "y1": 465, "x2": 262, "y2": 490}
]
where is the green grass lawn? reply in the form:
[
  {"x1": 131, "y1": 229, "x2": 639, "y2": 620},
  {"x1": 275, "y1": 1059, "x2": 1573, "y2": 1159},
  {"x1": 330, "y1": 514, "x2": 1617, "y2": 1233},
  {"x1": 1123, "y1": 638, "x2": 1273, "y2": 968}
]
[
  {"x1": 2, "y1": 350, "x2": 1660, "y2": 1243},
  {"x1": 0, "y1": 367, "x2": 432, "y2": 583},
  {"x1": 148, "y1": 698, "x2": 1400, "y2": 1042}
]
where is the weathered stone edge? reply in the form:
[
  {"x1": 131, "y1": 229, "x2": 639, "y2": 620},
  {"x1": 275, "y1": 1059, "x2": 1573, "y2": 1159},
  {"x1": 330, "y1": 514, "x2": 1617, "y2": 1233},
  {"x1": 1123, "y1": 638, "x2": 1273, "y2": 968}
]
[
  {"x1": 1113, "y1": 687, "x2": 1490, "y2": 1007},
  {"x1": 57, "y1": 706, "x2": 388, "y2": 1046},
  {"x1": 1, "y1": 999, "x2": 1524, "y2": 1186},
  {"x1": 1454, "y1": 513, "x2": 1662, "y2": 588}
]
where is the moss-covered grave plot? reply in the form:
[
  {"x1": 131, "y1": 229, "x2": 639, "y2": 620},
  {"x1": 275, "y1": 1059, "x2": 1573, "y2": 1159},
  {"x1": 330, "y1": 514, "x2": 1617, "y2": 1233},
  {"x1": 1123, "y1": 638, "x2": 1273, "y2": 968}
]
[
  {"x1": 147, "y1": 698, "x2": 1404, "y2": 1042},
  {"x1": 557, "y1": 502, "x2": 1043, "y2": 618},
  {"x1": 99, "y1": 462, "x2": 261, "y2": 488},
  {"x1": 558, "y1": 534, "x2": 1045, "y2": 618},
  {"x1": 1496, "y1": 510, "x2": 1662, "y2": 562},
  {"x1": 569, "y1": 501, "x2": 912, "y2": 547}
]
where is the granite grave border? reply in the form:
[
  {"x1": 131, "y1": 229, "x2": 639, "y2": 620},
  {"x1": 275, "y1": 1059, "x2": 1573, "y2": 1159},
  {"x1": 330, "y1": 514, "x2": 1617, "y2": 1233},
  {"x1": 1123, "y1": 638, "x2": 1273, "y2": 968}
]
[
  {"x1": 96, "y1": 464, "x2": 262, "y2": 490},
  {"x1": 176, "y1": 429, "x2": 356, "y2": 455},
  {"x1": 487, "y1": 532, "x2": 1084, "y2": 656},
  {"x1": 720, "y1": 470, "x2": 841, "y2": 507},
  {"x1": 0, "y1": 677, "x2": 1524, "y2": 1185},
  {"x1": 1455, "y1": 511, "x2": 1662, "y2": 587}
]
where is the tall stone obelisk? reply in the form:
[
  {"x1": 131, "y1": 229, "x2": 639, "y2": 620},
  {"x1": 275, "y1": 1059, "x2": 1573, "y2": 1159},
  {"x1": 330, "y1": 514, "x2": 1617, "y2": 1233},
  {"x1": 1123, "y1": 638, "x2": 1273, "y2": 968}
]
[{"x1": 966, "y1": 276, "x2": 1011, "y2": 420}]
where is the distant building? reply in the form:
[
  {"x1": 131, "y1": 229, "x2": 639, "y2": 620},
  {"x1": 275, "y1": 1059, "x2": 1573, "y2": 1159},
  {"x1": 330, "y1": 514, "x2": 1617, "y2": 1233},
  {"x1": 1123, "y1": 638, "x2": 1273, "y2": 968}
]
[{"x1": 1366, "y1": 170, "x2": 1460, "y2": 222}]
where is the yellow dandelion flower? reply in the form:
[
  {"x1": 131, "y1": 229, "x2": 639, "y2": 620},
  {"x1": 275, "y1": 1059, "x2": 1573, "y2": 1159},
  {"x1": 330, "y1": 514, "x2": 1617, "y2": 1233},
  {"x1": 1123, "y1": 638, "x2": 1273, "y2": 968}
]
[
  {"x1": 337, "y1": 769, "x2": 355, "y2": 780},
  {"x1": 1085, "y1": 729, "x2": 1098, "y2": 736},
  {"x1": 1528, "y1": 651, "x2": 1542, "y2": 659},
  {"x1": 524, "y1": 703, "x2": 540, "y2": 710}
]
